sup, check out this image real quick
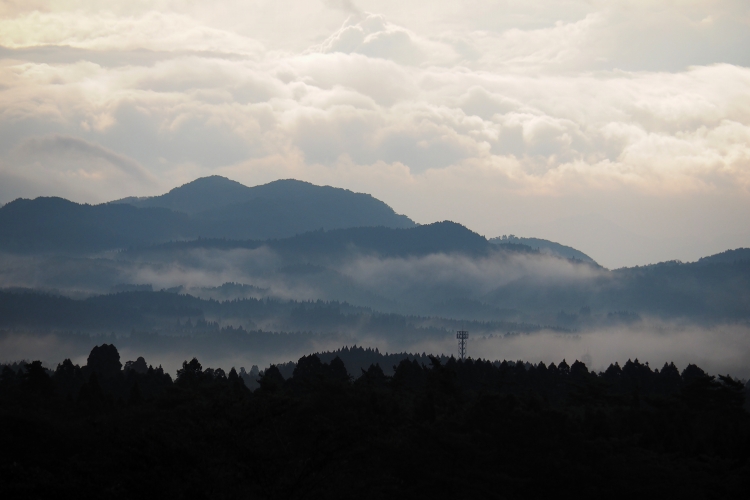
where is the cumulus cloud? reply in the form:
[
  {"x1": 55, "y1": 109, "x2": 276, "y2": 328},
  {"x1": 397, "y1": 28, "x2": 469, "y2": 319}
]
[
  {"x1": 321, "y1": 0, "x2": 362, "y2": 15},
  {"x1": 314, "y1": 13, "x2": 458, "y2": 66},
  {"x1": 0, "y1": 1, "x2": 749, "y2": 266}
]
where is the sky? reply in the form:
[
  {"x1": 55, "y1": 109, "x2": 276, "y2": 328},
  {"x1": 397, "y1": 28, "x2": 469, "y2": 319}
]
[{"x1": 0, "y1": 0, "x2": 749, "y2": 268}]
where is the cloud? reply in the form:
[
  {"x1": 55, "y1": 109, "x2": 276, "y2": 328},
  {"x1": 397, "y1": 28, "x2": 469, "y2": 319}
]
[
  {"x1": 17, "y1": 135, "x2": 156, "y2": 182},
  {"x1": 0, "y1": 135, "x2": 160, "y2": 203},
  {"x1": 314, "y1": 13, "x2": 459, "y2": 66},
  {"x1": 0, "y1": 10, "x2": 266, "y2": 55},
  {"x1": 317, "y1": 14, "x2": 424, "y2": 65},
  {"x1": 320, "y1": 0, "x2": 361, "y2": 15},
  {"x1": 340, "y1": 251, "x2": 604, "y2": 301}
]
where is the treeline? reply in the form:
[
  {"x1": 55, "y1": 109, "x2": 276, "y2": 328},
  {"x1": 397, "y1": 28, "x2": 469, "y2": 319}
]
[
  {"x1": 5, "y1": 344, "x2": 748, "y2": 405},
  {"x1": 1, "y1": 344, "x2": 749, "y2": 497}
]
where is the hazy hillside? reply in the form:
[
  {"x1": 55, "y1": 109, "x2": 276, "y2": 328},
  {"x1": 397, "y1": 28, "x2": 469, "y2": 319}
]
[
  {"x1": 483, "y1": 253, "x2": 750, "y2": 322},
  {"x1": 0, "y1": 177, "x2": 416, "y2": 253},
  {"x1": 0, "y1": 289, "x2": 542, "y2": 338},
  {"x1": 0, "y1": 197, "x2": 193, "y2": 253}
]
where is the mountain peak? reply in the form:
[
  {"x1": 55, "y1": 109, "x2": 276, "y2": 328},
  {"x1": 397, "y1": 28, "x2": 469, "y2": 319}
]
[
  {"x1": 147, "y1": 176, "x2": 252, "y2": 213},
  {"x1": 173, "y1": 175, "x2": 246, "y2": 191}
]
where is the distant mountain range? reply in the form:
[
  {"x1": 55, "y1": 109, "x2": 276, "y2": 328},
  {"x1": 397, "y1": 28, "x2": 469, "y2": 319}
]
[
  {"x1": 0, "y1": 176, "x2": 416, "y2": 253},
  {"x1": 0, "y1": 175, "x2": 749, "y2": 323},
  {"x1": 1, "y1": 175, "x2": 602, "y2": 262}
]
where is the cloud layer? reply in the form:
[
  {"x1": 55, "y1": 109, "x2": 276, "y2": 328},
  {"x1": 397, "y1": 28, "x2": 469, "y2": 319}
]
[{"x1": 1, "y1": 1, "x2": 749, "y2": 267}]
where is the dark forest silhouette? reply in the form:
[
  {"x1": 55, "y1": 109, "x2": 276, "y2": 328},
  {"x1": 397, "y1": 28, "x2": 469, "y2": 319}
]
[{"x1": 2, "y1": 344, "x2": 749, "y2": 498}]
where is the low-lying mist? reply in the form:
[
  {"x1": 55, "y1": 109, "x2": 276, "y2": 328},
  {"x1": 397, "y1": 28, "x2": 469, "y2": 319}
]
[
  {"x1": 3, "y1": 319, "x2": 749, "y2": 380},
  {"x1": 411, "y1": 319, "x2": 750, "y2": 379},
  {"x1": 0, "y1": 247, "x2": 607, "y2": 316},
  {"x1": 2, "y1": 240, "x2": 748, "y2": 378}
]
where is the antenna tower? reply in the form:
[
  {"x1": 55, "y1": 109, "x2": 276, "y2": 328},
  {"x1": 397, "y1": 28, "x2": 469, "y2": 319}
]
[{"x1": 456, "y1": 330, "x2": 469, "y2": 360}]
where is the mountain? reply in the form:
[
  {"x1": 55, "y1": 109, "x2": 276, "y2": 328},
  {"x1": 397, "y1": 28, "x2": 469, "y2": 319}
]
[
  {"x1": 0, "y1": 197, "x2": 192, "y2": 253},
  {"x1": 112, "y1": 176, "x2": 415, "y2": 239},
  {"x1": 489, "y1": 235, "x2": 596, "y2": 264},
  {"x1": 0, "y1": 177, "x2": 416, "y2": 253},
  {"x1": 114, "y1": 176, "x2": 259, "y2": 214}
]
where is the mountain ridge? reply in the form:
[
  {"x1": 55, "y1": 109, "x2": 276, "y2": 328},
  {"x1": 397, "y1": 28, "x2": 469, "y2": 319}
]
[
  {"x1": 110, "y1": 176, "x2": 415, "y2": 229},
  {"x1": 0, "y1": 176, "x2": 613, "y2": 268},
  {"x1": 0, "y1": 177, "x2": 417, "y2": 253}
]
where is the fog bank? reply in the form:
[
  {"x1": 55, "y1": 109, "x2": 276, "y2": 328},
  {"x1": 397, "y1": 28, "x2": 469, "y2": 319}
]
[
  {"x1": 411, "y1": 321, "x2": 750, "y2": 379},
  {"x1": 3, "y1": 319, "x2": 749, "y2": 380}
]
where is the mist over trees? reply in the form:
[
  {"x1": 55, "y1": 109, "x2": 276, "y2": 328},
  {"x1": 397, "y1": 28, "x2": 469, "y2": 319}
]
[{"x1": 1, "y1": 245, "x2": 748, "y2": 330}]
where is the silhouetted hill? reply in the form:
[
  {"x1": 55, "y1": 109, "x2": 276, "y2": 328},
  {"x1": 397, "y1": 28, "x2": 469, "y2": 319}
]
[
  {"x1": 113, "y1": 176, "x2": 415, "y2": 239},
  {"x1": 0, "y1": 197, "x2": 192, "y2": 253},
  {"x1": 114, "y1": 176, "x2": 255, "y2": 214},
  {"x1": 489, "y1": 235, "x2": 596, "y2": 264},
  {"x1": 0, "y1": 177, "x2": 417, "y2": 253}
]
